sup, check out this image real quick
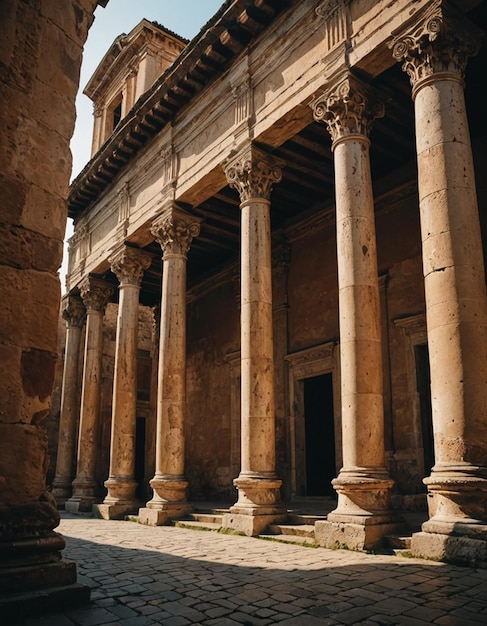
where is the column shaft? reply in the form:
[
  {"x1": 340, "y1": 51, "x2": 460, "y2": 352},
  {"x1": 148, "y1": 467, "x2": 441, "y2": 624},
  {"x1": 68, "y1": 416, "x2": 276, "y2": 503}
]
[
  {"x1": 51, "y1": 296, "x2": 85, "y2": 507},
  {"x1": 311, "y1": 75, "x2": 403, "y2": 551},
  {"x1": 97, "y1": 247, "x2": 151, "y2": 520},
  {"x1": 222, "y1": 144, "x2": 286, "y2": 536},
  {"x1": 392, "y1": 6, "x2": 487, "y2": 566},
  {"x1": 138, "y1": 205, "x2": 200, "y2": 526},
  {"x1": 65, "y1": 278, "x2": 112, "y2": 513}
]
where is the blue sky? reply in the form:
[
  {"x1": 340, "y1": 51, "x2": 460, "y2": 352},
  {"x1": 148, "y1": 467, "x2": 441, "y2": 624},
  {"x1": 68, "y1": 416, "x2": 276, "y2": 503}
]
[{"x1": 63, "y1": 1, "x2": 223, "y2": 288}]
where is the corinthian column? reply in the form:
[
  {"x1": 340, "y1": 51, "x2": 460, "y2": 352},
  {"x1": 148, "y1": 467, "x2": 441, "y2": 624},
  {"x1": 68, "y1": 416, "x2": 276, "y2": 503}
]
[
  {"x1": 222, "y1": 144, "x2": 287, "y2": 537},
  {"x1": 51, "y1": 295, "x2": 86, "y2": 507},
  {"x1": 138, "y1": 203, "x2": 200, "y2": 526},
  {"x1": 96, "y1": 246, "x2": 151, "y2": 520},
  {"x1": 311, "y1": 75, "x2": 403, "y2": 550},
  {"x1": 65, "y1": 277, "x2": 113, "y2": 513},
  {"x1": 392, "y1": 4, "x2": 487, "y2": 566}
]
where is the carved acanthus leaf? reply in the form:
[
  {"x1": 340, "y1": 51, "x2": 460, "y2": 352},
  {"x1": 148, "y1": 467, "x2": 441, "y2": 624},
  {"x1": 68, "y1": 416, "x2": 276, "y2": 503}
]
[
  {"x1": 151, "y1": 208, "x2": 201, "y2": 258},
  {"x1": 390, "y1": 1, "x2": 481, "y2": 88},
  {"x1": 311, "y1": 75, "x2": 384, "y2": 143},
  {"x1": 224, "y1": 145, "x2": 284, "y2": 203},
  {"x1": 109, "y1": 246, "x2": 152, "y2": 287}
]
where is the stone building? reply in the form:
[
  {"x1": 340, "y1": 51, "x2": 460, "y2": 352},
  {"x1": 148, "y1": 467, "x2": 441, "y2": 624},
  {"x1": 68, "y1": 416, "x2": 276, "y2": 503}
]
[
  {"x1": 2, "y1": 0, "x2": 487, "y2": 615},
  {"x1": 56, "y1": 0, "x2": 487, "y2": 566}
]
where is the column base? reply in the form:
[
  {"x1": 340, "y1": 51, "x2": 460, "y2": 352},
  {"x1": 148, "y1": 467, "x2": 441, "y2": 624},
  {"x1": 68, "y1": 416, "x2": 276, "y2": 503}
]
[
  {"x1": 315, "y1": 468, "x2": 405, "y2": 550},
  {"x1": 65, "y1": 477, "x2": 98, "y2": 513},
  {"x1": 137, "y1": 475, "x2": 192, "y2": 526},
  {"x1": 65, "y1": 496, "x2": 97, "y2": 514},
  {"x1": 411, "y1": 525, "x2": 487, "y2": 568},
  {"x1": 50, "y1": 477, "x2": 73, "y2": 509},
  {"x1": 94, "y1": 501, "x2": 140, "y2": 520},
  {"x1": 222, "y1": 475, "x2": 286, "y2": 536}
]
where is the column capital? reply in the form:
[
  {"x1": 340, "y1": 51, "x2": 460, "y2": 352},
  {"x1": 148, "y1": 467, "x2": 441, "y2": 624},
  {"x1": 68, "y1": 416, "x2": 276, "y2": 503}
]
[
  {"x1": 311, "y1": 74, "x2": 385, "y2": 146},
  {"x1": 390, "y1": 1, "x2": 481, "y2": 95},
  {"x1": 79, "y1": 276, "x2": 113, "y2": 313},
  {"x1": 61, "y1": 294, "x2": 85, "y2": 328},
  {"x1": 224, "y1": 144, "x2": 284, "y2": 204},
  {"x1": 109, "y1": 245, "x2": 152, "y2": 287},
  {"x1": 151, "y1": 203, "x2": 201, "y2": 259}
]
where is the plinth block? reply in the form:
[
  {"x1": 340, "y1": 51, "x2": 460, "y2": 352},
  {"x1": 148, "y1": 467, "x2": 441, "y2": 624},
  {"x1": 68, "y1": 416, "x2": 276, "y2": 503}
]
[
  {"x1": 315, "y1": 517, "x2": 406, "y2": 551},
  {"x1": 94, "y1": 502, "x2": 139, "y2": 520},
  {"x1": 411, "y1": 530, "x2": 487, "y2": 568},
  {"x1": 222, "y1": 511, "x2": 287, "y2": 536}
]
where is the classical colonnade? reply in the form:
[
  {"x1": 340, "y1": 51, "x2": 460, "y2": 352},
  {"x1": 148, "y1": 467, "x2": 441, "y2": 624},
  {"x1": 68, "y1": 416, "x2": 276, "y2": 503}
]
[{"x1": 52, "y1": 9, "x2": 487, "y2": 557}]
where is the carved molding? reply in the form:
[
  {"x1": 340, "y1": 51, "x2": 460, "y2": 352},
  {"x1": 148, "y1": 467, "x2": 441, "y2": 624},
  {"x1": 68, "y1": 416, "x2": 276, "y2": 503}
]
[
  {"x1": 118, "y1": 182, "x2": 130, "y2": 224},
  {"x1": 109, "y1": 245, "x2": 152, "y2": 287},
  {"x1": 390, "y1": 1, "x2": 481, "y2": 92},
  {"x1": 231, "y1": 73, "x2": 252, "y2": 126},
  {"x1": 224, "y1": 144, "x2": 284, "y2": 203},
  {"x1": 61, "y1": 295, "x2": 86, "y2": 328},
  {"x1": 311, "y1": 74, "x2": 384, "y2": 144},
  {"x1": 151, "y1": 204, "x2": 201, "y2": 259},
  {"x1": 79, "y1": 276, "x2": 113, "y2": 314}
]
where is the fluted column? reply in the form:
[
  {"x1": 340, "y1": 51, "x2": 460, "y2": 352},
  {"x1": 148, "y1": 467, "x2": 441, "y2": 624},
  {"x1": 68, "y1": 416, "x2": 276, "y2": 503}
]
[
  {"x1": 96, "y1": 246, "x2": 151, "y2": 520},
  {"x1": 222, "y1": 144, "x2": 287, "y2": 536},
  {"x1": 311, "y1": 75, "x2": 403, "y2": 550},
  {"x1": 138, "y1": 204, "x2": 200, "y2": 526},
  {"x1": 65, "y1": 277, "x2": 113, "y2": 513},
  {"x1": 51, "y1": 295, "x2": 86, "y2": 507},
  {"x1": 392, "y1": 4, "x2": 487, "y2": 565}
]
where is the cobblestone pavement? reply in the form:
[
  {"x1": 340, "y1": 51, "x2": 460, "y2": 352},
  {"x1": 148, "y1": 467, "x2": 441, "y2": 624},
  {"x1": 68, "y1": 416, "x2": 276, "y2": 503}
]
[{"x1": 18, "y1": 513, "x2": 487, "y2": 625}]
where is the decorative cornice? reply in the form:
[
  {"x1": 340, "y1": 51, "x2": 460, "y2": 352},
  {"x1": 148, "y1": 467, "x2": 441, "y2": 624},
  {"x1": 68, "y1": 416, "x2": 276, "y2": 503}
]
[
  {"x1": 311, "y1": 74, "x2": 384, "y2": 145},
  {"x1": 109, "y1": 245, "x2": 152, "y2": 287},
  {"x1": 79, "y1": 276, "x2": 114, "y2": 314},
  {"x1": 61, "y1": 295, "x2": 86, "y2": 329},
  {"x1": 224, "y1": 144, "x2": 284, "y2": 203},
  {"x1": 151, "y1": 204, "x2": 201, "y2": 259},
  {"x1": 68, "y1": 0, "x2": 291, "y2": 219},
  {"x1": 390, "y1": 1, "x2": 482, "y2": 95}
]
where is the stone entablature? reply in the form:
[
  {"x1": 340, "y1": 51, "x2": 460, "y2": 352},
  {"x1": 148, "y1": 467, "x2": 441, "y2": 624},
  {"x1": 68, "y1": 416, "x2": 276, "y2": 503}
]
[{"x1": 68, "y1": 0, "x2": 435, "y2": 286}]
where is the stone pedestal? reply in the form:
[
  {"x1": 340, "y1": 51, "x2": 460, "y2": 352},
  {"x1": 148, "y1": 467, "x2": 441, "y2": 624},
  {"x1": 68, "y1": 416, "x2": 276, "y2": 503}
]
[
  {"x1": 312, "y1": 76, "x2": 403, "y2": 550},
  {"x1": 392, "y1": 6, "x2": 487, "y2": 566},
  {"x1": 66, "y1": 277, "x2": 113, "y2": 514},
  {"x1": 138, "y1": 204, "x2": 200, "y2": 526},
  {"x1": 95, "y1": 246, "x2": 151, "y2": 520},
  {"x1": 51, "y1": 296, "x2": 85, "y2": 508},
  {"x1": 222, "y1": 145, "x2": 286, "y2": 536}
]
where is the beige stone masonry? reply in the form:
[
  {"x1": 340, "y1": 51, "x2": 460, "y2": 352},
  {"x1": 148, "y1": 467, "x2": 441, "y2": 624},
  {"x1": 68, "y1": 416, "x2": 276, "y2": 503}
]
[
  {"x1": 51, "y1": 295, "x2": 86, "y2": 507},
  {"x1": 222, "y1": 144, "x2": 287, "y2": 536},
  {"x1": 391, "y1": 3, "x2": 487, "y2": 566},
  {"x1": 311, "y1": 75, "x2": 404, "y2": 551},
  {"x1": 96, "y1": 246, "x2": 152, "y2": 520},
  {"x1": 66, "y1": 277, "x2": 113, "y2": 513},
  {"x1": 138, "y1": 203, "x2": 200, "y2": 526}
]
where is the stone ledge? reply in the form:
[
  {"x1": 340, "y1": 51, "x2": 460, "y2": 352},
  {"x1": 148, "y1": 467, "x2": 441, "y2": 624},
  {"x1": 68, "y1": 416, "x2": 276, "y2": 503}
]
[{"x1": 0, "y1": 583, "x2": 90, "y2": 623}]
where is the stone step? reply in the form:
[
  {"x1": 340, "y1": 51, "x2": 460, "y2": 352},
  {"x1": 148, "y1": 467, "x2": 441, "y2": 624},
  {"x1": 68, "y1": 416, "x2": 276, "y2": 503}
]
[
  {"x1": 287, "y1": 514, "x2": 328, "y2": 525},
  {"x1": 267, "y1": 523, "x2": 315, "y2": 538},
  {"x1": 189, "y1": 512, "x2": 224, "y2": 524},
  {"x1": 259, "y1": 532, "x2": 316, "y2": 546},
  {"x1": 384, "y1": 534, "x2": 412, "y2": 550},
  {"x1": 174, "y1": 519, "x2": 222, "y2": 531}
]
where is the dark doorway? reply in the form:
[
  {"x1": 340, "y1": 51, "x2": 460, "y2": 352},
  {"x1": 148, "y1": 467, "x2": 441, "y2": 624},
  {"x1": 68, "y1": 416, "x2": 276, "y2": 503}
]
[
  {"x1": 415, "y1": 344, "x2": 435, "y2": 476},
  {"x1": 303, "y1": 373, "x2": 336, "y2": 496},
  {"x1": 135, "y1": 417, "x2": 146, "y2": 500}
]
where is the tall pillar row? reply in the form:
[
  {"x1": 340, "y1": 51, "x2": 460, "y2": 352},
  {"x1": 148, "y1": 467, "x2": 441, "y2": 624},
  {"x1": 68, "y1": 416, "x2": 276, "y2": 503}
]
[
  {"x1": 51, "y1": 295, "x2": 86, "y2": 507},
  {"x1": 138, "y1": 203, "x2": 201, "y2": 526},
  {"x1": 65, "y1": 277, "x2": 113, "y2": 513},
  {"x1": 222, "y1": 144, "x2": 287, "y2": 536},
  {"x1": 392, "y1": 4, "x2": 487, "y2": 564},
  {"x1": 96, "y1": 246, "x2": 152, "y2": 520},
  {"x1": 311, "y1": 76, "x2": 404, "y2": 550}
]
